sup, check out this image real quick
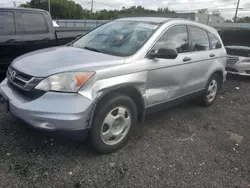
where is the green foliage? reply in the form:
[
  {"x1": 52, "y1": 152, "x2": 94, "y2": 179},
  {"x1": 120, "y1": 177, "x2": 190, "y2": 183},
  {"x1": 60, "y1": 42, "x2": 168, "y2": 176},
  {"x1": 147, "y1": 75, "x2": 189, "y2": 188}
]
[
  {"x1": 225, "y1": 19, "x2": 233, "y2": 23},
  {"x1": 212, "y1": 10, "x2": 221, "y2": 16},
  {"x1": 198, "y1": 9, "x2": 208, "y2": 14},
  {"x1": 237, "y1": 17, "x2": 250, "y2": 23},
  {"x1": 20, "y1": 0, "x2": 86, "y2": 19},
  {"x1": 20, "y1": 0, "x2": 175, "y2": 20},
  {"x1": 158, "y1": 7, "x2": 175, "y2": 13}
]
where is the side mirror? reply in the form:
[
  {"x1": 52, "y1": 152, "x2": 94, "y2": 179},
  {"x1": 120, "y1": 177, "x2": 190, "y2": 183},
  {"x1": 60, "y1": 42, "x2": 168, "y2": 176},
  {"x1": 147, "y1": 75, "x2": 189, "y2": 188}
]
[
  {"x1": 148, "y1": 48, "x2": 178, "y2": 59},
  {"x1": 65, "y1": 35, "x2": 83, "y2": 46}
]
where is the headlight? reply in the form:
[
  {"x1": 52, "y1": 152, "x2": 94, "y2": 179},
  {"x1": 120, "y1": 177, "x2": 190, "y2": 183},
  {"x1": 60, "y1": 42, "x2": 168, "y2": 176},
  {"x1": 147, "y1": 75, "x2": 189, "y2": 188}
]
[
  {"x1": 241, "y1": 58, "x2": 250, "y2": 63},
  {"x1": 35, "y1": 72, "x2": 95, "y2": 92}
]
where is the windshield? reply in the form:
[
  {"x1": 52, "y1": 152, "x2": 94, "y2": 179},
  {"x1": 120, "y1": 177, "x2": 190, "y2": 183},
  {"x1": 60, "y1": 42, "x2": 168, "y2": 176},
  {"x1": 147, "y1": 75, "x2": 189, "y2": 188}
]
[{"x1": 72, "y1": 20, "x2": 159, "y2": 57}]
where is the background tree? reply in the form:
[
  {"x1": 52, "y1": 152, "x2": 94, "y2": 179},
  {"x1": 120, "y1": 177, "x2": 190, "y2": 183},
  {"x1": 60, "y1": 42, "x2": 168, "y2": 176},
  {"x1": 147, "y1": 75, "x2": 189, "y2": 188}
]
[
  {"x1": 236, "y1": 16, "x2": 250, "y2": 23},
  {"x1": 157, "y1": 7, "x2": 175, "y2": 13},
  {"x1": 225, "y1": 19, "x2": 233, "y2": 23},
  {"x1": 198, "y1": 9, "x2": 209, "y2": 14},
  {"x1": 20, "y1": 1, "x2": 175, "y2": 20},
  {"x1": 20, "y1": 0, "x2": 86, "y2": 19},
  {"x1": 212, "y1": 10, "x2": 221, "y2": 16}
]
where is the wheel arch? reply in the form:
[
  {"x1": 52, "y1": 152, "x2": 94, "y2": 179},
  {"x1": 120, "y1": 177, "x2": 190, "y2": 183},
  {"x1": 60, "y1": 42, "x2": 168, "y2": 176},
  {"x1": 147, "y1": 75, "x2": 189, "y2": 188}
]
[
  {"x1": 87, "y1": 84, "x2": 146, "y2": 128},
  {"x1": 211, "y1": 69, "x2": 224, "y2": 89}
]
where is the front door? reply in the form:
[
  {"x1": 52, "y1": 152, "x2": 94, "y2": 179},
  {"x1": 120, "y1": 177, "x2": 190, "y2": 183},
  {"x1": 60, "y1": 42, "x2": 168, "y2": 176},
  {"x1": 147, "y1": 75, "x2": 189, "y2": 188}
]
[{"x1": 146, "y1": 25, "x2": 194, "y2": 107}]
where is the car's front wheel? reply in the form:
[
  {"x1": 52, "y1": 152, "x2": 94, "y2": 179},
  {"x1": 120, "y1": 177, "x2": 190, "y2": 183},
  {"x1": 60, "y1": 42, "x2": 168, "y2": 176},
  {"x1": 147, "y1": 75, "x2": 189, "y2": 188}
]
[{"x1": 90, "y1": 93, "x2": 137, "y2": 154}]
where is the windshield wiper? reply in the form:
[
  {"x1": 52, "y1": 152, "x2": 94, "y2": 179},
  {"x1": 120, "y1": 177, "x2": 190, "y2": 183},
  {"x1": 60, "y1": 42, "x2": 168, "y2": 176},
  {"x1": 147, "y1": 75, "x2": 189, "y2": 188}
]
[{"x1": 83, "y1": 46, "x2": 101, "y2": 53}]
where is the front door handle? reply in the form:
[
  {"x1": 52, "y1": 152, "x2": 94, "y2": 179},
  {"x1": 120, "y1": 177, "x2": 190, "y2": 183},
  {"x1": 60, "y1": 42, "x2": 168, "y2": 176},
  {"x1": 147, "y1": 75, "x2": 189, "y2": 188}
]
[
  {"x1": 210, "y1": 53, "x2": 216, "y2": 57},
  {"x1": 183, "y1": 57, "x2": 192, "y2": 62}
]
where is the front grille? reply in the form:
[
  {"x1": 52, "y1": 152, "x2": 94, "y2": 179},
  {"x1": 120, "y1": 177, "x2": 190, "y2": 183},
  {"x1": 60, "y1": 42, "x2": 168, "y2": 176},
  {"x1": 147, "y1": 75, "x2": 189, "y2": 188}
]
[
  {"x1": 245, "y1": 70, "x2": 250, "y2": 74},
  {"x1": 227, "y1": 56, "x2": 239, "y2": 65},
  {"x1": 226, "y1": 67, "x2": 238, "y2": 72},
  {"x1": 7, "y1": 67, "x2": 45, "y2": 101},
  {"x1": 7, "y1": 81, "x2": 45, "y2": 101}
]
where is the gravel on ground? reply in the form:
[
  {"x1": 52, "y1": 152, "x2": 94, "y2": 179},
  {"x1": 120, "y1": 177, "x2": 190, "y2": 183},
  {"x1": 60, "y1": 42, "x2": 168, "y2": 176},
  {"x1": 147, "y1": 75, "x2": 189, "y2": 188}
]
[{"x1": 0, "y1": 75, "x2": 249, "y2": 188}]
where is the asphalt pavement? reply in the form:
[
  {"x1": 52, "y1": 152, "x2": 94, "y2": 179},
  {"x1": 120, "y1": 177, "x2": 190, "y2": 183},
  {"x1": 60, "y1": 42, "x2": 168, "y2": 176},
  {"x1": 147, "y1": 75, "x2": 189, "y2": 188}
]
[{"x1": 0, "y1": 75, "x2": 249, "y2": 188}]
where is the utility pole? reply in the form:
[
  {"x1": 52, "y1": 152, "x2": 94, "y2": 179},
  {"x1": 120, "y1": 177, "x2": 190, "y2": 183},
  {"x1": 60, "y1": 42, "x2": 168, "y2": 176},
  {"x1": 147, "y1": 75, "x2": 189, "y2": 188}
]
[
  {"x1": 13, "y1": 1, "x2": 16, "y2": 7},
  {"x1": 48, "y1": 0, "x2": 51, "y2": 14},
  {"x1": 91, "y1": 0, "x2": 94, "y2": 12},
  {"x1": 234, "y1": 0, "x2": 240, "y2": 22}
]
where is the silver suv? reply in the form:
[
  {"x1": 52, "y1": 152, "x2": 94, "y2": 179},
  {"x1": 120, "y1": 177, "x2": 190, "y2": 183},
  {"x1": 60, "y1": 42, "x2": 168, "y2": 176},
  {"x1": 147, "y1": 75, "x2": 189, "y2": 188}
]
[{"x1": 0, "y1": 17, "x2": 227, "y2": 153}]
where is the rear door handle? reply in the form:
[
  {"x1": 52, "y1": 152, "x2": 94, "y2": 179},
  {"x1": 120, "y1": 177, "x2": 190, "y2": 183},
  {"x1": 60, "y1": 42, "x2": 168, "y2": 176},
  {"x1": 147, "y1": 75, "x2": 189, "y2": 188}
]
[
  {"x1": 210, "y1": 53, "x2": 216, "y2": 57},
  {"x1": 6, "y1": 39, "x2": 20, "y2": 43},
  {"x1": 43, "y1": 38, "x2": 50, "y2": 42},
  {"x1": 183, "y1": 57, "x2": 192, "y2": 62}
]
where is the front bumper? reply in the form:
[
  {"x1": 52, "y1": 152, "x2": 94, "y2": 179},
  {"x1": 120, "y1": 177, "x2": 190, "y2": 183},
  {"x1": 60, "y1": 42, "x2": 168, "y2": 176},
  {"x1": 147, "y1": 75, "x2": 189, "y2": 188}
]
[
  {"x1": 0, "y1": 78, "x2": 94, "y2": 132},
  {"x1": 226, "y1": 63, "x2": 250, "y2": 76}
]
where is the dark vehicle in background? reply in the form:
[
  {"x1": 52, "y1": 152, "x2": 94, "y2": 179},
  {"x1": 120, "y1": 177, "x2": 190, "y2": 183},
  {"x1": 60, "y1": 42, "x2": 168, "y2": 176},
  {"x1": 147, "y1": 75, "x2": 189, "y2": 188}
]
[
  {"x1": 0, "y1": 7, "x2": 86, "y2": 74},
  {"x1": 219, "y1": 29, "x2": 250, "y2": 76}
]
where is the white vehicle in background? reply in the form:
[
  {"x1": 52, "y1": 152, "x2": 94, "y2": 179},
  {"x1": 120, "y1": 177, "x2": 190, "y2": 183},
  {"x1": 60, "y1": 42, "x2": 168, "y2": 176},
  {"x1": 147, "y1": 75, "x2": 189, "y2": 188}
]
[
  {"x1": 219, "y1": 28, "x2": 250, "y2": 76},
  {"x1": 226, "y1": 45, "x2": 250, "y2": 76}
]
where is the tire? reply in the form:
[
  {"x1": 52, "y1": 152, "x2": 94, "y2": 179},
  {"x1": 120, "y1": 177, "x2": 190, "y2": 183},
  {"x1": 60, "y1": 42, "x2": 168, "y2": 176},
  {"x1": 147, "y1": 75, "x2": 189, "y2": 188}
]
[
  {"x1": 198, "y1": 73, "x2": 221, "y2": 107},
  {"x1": 90, "y1": 93, "x2": 138, "y2": 154}
]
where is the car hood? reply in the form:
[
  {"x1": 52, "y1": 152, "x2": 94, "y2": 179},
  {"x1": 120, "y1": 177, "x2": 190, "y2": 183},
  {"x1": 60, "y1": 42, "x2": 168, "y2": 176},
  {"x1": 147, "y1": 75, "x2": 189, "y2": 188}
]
[
  {"x1": 225, "y1": 45, "x2": 250, "y2": 51},
  {"x1": 11, "y1": 46, "x2": 125, "y2": 77}
]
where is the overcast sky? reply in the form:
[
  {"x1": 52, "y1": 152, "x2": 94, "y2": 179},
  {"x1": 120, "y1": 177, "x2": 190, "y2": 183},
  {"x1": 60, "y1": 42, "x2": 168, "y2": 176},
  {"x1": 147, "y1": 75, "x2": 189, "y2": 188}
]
[{"x1": 1, "y1": 0, "x2": 250, "y2": 19}]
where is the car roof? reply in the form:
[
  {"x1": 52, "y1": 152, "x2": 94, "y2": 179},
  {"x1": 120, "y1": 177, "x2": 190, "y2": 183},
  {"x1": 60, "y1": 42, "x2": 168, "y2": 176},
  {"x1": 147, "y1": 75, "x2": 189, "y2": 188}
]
[
  {"x1": 0, "y1": 7, "x2": 47, "y2": 13},
  {"x1": 116, "y1": 17, "x2": 219, "y2": 37},
  {"x1": 117, "y1": 17, "x2": 173, "y2": 24}
]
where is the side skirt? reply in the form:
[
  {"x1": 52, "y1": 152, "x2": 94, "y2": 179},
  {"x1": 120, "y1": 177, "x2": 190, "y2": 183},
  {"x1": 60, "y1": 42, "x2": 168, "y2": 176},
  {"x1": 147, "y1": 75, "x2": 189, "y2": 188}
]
[{"x1": 145, "y1": 90, "x2": 205, "y2": 115}]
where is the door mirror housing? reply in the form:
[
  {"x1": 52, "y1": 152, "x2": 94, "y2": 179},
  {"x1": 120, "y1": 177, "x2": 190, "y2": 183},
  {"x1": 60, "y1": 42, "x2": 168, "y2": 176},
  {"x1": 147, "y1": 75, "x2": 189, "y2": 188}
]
[{"x1": 148, "y1": 48, "x2": 178, "y2": 59}]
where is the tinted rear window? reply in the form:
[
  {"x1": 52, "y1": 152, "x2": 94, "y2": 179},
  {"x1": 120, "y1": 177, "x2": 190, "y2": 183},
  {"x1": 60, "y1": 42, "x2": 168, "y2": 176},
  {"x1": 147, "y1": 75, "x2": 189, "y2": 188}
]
[
  {"x1": 0, "y1": 11, "x2": 15, "y2": 35},
  {"x1": 22, "y1": 12, "x2": 47, "y2": 33}
]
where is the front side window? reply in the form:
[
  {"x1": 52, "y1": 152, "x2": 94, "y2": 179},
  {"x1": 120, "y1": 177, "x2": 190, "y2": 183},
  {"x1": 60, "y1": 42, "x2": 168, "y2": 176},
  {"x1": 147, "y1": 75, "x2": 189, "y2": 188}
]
[
  {"x1": 22, "y1": 12, "x2": 47, "y2": 33},
  {"x1": 189, "y1": 26, "x2": 210, "y2": 51},
  {"x1": 72, "y1": 20, "x2": 159, "y2": 57},
  {"x1": 0, "y1": 11, "x2": 15, "y2": 35},
  {"x1": 208, "y1": 32, "x2": 222, "y2": 49},
  {"x1": 153, "y1": 25, "x2": 189, "y2": 53}
]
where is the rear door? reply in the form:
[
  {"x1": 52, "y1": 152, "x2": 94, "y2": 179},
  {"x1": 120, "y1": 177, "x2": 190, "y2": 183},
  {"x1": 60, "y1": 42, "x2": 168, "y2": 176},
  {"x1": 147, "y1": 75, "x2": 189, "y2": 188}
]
[
  {"x1": 185, "y1": 25, "x2": 212, "y2": 91},
  {"x1": 0, "y1": 10, "x2": 23, "y2": 74},
  {"x1": 20, "y1": 10, "x2": 55, "y2": 54}
]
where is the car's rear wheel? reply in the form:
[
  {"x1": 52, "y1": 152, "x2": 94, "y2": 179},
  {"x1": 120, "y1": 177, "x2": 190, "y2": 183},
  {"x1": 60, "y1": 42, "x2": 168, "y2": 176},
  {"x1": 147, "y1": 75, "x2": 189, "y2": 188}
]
[
  {"x1": 90, "y1": 93, "x2": 137, "y2": 154},
  {"x1": 198, "y1": 73, "x2": 221, "y2": 107}
]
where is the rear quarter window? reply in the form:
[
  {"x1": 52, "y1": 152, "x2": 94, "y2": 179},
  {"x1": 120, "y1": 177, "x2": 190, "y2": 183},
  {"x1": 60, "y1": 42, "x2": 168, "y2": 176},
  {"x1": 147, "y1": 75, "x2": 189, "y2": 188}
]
[
  {"x1": 0, "y1": 11, "x2": 15, "y2": 35},
  {"x1": 22, "y1": 12, "x2": 48, "y2": 34}
]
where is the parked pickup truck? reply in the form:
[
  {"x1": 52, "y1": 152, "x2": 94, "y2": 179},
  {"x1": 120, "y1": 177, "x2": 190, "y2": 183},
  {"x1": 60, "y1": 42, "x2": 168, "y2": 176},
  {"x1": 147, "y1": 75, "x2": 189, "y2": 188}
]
[{"x1": 0, "y1": 7, "x2": 87, "y2": 74}]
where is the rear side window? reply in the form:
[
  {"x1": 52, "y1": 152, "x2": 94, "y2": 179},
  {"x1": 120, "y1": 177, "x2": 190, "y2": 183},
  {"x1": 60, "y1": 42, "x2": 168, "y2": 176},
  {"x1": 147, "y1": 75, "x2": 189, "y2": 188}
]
[
  {"x1": 208, "y1": 32, "x2": 222, "y2": 49},
  {"x1": 0, "y1": 12, "x2": 15, "y2": 35},
  {"x1": 22, "y1": 12, "x2": 47, "y2": 34},
  {"x1": 189, "y1": 26, "x2": 210, "y2": 51},
  {"x1": 154, "y1": 25, "x2": 189, "y2": 53}
]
